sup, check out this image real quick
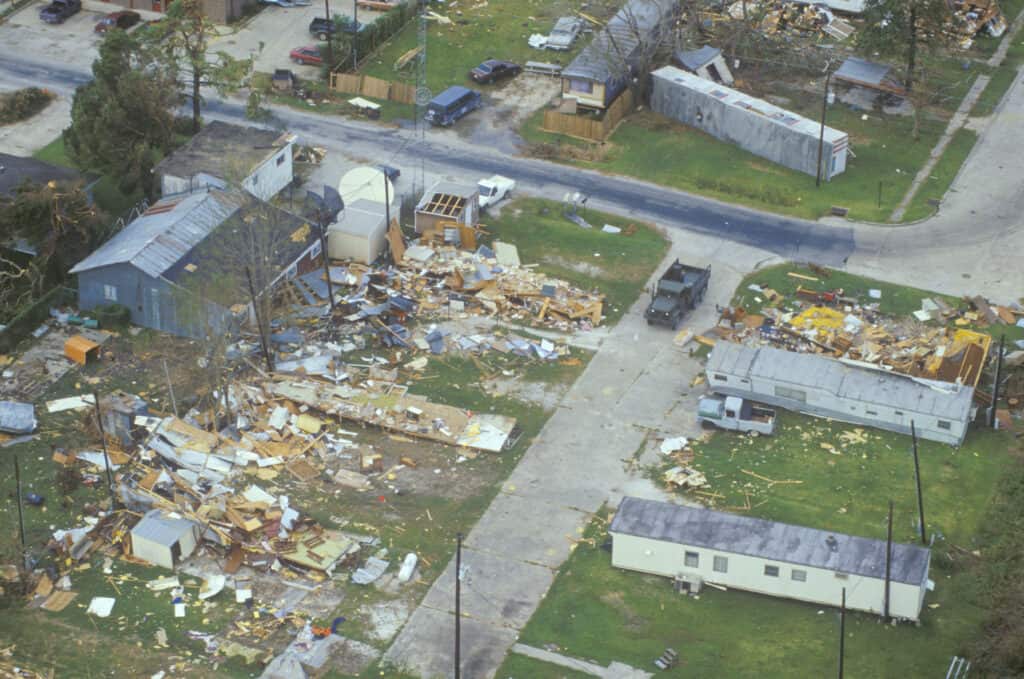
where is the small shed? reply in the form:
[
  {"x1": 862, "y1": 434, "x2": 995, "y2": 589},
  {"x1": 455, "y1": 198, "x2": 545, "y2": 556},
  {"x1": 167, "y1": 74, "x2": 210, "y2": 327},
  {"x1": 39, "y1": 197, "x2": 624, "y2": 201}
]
[
  {"x1": 130, "y1": 510, "x2": 201, "y2": 570},
  {"x1": 327, "y1": 199, "x2": 389, "y2": 264},
  {"x1": 834, "y1": 57, "x2": 907, "y2": 97},
  {"x1": 414, "y1": 180, "x2": 479, "y2": 234},
  {"x1": 674, "y1": 46, "x2": 734, "y2": 85},
  {"x1": 64, "y1": 335, "x2": 100, "y2": 366}
]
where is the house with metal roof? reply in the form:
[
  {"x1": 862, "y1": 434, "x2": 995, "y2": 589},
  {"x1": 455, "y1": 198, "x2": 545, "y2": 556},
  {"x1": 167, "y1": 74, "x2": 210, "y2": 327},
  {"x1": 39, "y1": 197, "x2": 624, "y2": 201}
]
[
  {"x1": 130, "y1": 509, "x2": 201, "y2": 570},
  {"x1": 705, "y1": 342, "x2": 975, "y2": 445},
  {"x1": 610, "y1": 497, "x2": 932, "y2": 620},
  {"x1": 154, "y1": 121, "x2": 296, "y2": 201},
  {"x1": 561, "y1": 0, "x2": 678, "y2": 109},
  {"x1": 70, "y1": 188, "x2": 321, "y2": 338}
]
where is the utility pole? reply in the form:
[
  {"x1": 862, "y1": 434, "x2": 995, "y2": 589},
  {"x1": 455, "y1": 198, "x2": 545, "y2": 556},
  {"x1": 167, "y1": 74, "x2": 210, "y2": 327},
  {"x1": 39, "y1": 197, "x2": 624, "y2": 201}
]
[
  {"x1": 245, "y1": 266, "x2": 274, "y2": 373},
  {"x1": 324, "y1": 0, "x2": 334, "y2": 72},
  {"x1": 989, "y1": 334, "x2": 1005, "y2": 428},
  {"x1": 92, "y1": 391, "x2": 116, "y2": 508},
  {"x1": 838, "y1": 587, "x2": 846, "y2": 679},
  {"x1": 883, "y1": 500, "x2": 893, "y2": 621},
  {"x1": 352, "y1": 0, "x2": 359, "y2": 70},
  {"x1": 162, "y1": 358, "x2": 179, "y2": 418},
  {"x1": 317, "y1": 218, "x2": 336, "y2": 314},
  {"x1": 14, "y1": 455, "x2": 28, "y2": 571},
  {"x1": 816, "y1": 61, "x2": 833, "y2": 187},
  {"x1": 910, "y1": 421, "x2": 927, "y2": 545},
  {"x1": 455, "y1": 532, "x2": 462, "y2": 679}
]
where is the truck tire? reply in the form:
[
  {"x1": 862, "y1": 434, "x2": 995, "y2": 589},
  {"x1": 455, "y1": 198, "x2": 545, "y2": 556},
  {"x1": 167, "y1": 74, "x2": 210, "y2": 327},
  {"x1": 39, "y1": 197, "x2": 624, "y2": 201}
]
[{"x1": 318, "y1": 31, "x2": 328, "y2": 40}]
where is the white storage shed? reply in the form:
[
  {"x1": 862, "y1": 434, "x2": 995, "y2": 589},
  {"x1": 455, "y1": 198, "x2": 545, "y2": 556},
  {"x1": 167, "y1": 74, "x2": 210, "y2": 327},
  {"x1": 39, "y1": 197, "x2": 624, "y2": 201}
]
[
  {"x1": 327, "y1": 199, "x2": 389, "y2": 264},
  {"x1": 130, "y1": 509, "x2": 201, "y2": 570},
  {"x1": 610, "y1": 497, "x2": 932, "y2": 621}
]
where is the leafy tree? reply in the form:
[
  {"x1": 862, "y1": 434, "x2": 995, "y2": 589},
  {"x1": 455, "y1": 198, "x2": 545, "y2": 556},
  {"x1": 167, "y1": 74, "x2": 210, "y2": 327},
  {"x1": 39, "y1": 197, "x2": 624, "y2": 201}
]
[
  {"x1": 145, "y1": 0, "x2": 257, "y2": 133},
  {"x1": 64, "y1": 30, "x2": 179, "y2": 197},
  {"x1": 858, "y1": 0, "x2": 951, "y2": 92},
  {"x1": 0, "y1": 181, "x2": 108, "y2": 317}
]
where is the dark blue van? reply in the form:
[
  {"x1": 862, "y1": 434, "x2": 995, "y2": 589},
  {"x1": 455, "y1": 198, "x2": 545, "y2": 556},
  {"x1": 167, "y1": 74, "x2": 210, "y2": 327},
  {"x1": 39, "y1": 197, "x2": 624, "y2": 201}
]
[{"x1": 424, "y1": 86, "x2": 482, "y2": 126}]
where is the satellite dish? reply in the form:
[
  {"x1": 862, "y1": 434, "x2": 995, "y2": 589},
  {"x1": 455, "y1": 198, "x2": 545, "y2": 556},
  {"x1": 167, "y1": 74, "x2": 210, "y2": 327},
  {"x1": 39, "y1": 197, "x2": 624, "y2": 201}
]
[{"x1": 338, "y1": 167, "x2": 394, "y2": 207}]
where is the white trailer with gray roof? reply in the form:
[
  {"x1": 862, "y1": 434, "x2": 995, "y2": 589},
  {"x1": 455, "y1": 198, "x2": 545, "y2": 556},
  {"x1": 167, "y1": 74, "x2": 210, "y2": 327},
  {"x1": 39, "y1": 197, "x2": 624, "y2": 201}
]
[
  {"x1": 610, "y1": 497, "x2": 932, "y2": 621},
  {"x1": 705, "y1": 342, "x2": 974, "y2": 445}
]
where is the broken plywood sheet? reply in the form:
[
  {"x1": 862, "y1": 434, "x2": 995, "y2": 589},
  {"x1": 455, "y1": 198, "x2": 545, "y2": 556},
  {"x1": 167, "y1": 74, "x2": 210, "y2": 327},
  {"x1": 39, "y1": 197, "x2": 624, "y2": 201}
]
[
  {"x1": 455, "y1": 414, "x2": 518, "y2": 453},
  {"x1": 493, "y1": 241, "x2": 521, "y2": 268},
  {"x1": 0, "y1": 401, "x2": 36, "y2": 434},
  {"x1": 277, "y1": 531, "x2": 359, "y2": 572}
]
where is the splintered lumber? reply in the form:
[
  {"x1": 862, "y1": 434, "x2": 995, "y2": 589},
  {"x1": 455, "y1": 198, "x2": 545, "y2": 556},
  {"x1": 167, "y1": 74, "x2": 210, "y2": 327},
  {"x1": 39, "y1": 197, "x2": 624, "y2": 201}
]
[
  {"x1": 741, "y1": 469, "x2": 803, "y2": 487},
  {"x1": 787, "y1": 271, "x2": 819, "y2": 282}
]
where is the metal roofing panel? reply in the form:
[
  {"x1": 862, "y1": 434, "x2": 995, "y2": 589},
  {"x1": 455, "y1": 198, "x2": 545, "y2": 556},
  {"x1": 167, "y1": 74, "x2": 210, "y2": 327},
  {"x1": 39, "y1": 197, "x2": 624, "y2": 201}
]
[
  {"x1": 674, "y1": 46, "x2": 721, "y2": 71},
  {"x1": 70, "y1": 190, "x2": 243, "y2": 277},
  {"x1": 610, "y1": 497, "x2": 930, "y2": 585}
]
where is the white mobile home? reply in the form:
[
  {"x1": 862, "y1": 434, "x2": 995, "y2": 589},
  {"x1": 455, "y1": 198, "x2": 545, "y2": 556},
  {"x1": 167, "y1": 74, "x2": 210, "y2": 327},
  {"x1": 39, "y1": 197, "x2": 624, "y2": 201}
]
[
  {"x1": 610, "y1": 497, "x2": 931, "y2": 621},
  {"x1": 650, "y1": 66, "x2": 849, "y2": 179},
  {"x1": 705, "y1": 342, "x2": 974, "y2": 445}
]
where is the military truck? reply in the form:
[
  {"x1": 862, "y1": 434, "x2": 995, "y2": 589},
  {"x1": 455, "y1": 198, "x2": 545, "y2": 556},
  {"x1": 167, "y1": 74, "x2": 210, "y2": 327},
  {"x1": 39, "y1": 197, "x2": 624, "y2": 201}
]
[
  {"x1": 644, "y1": 259, "x2": 710, "y2": 328},
  {"x1": 697, "y1": 395, "x2": 776, "y2": 435}
]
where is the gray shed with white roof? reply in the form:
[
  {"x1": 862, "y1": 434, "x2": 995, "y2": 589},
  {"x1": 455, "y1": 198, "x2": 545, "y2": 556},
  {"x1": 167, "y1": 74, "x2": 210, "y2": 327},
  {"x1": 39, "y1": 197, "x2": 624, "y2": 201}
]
[
  {"x1": 130, "y1": 509, "x2": 201, "y2": 569},
  {"x1": 705, "y1": 342, "x2": 974, "y2": 445},
  {"x1": 610, "y1": 497, "x2": 932, "y2": 620}
]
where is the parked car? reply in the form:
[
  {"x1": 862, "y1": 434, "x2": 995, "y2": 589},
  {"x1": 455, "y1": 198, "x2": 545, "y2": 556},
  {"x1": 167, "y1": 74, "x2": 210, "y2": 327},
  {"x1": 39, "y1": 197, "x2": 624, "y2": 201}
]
[
  {"x1": 289, "y1": 46, "x2": 323, "y2": 66},
  {"x1": 469, "y1": 59, "x2": 522, "y2": 84},
  {"x1": 477, "y1": 175, "x2": 515, "y2": 209},
  {"x1": 309, "y1": 16, "x2": 365, "y2": 39},
  {"x1": 39, "y1": 0, "x2": 81, "y2": 24},
  {"x1": 261, "y1": 0, "x2": 311, "y2": 6},
  {"x1": 424, "y1": 86, "x2": 481, "y2": 127},
  {"x1": 94, "y1": 10, "x2": 141, "y2": 33},
  {"x1": 545, "y1": 17, "x2": 584, "y2": 50}
]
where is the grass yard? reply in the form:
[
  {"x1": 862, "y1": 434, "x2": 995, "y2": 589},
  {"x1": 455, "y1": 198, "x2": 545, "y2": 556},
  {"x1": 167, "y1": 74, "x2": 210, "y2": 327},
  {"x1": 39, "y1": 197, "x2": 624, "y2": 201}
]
[
  {"x1": 902, "y1": 128, "x2": 979, "y2": 222},
  {"x1": 499, "y1": 654, "x2": 595, "y2": 679},
  {"x1": 499, "y1": 421, "x2": 1019, "y2": 679},
  {"x1": 483, "y1": 198, "x2": 669, "y2": 324},
  {"x1": 359, "y1": 0, "x2": 594, "y2": 93}
]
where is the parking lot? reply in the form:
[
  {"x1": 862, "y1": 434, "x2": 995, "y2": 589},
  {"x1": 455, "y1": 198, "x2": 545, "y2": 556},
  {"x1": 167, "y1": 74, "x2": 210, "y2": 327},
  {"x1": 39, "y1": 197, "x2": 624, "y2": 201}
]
[{"x1": 213, "y1": 1, "x2": 364, "y2": 78}]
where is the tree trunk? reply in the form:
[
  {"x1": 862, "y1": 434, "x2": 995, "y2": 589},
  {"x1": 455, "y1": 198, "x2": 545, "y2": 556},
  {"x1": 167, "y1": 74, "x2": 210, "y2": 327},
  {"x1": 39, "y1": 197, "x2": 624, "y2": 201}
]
[
  {"x1": 905, "y1": 3, "x2": 917, "y2": 92},
  {"x1": 192, "y1": 69, "x2": 201, "y2": 134}
]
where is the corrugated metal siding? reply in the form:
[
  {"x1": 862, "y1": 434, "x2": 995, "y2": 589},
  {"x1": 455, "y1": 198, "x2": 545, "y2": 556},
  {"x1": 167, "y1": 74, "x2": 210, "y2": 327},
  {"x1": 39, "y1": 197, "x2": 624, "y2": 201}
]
[{"x1": 70, "y1": 190, "x2": 243, "y2": 278}]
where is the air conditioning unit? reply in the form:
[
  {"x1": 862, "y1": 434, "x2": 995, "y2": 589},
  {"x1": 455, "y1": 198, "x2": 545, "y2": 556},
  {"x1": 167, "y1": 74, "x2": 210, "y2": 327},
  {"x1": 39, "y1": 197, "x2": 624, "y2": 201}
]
[{"x1": 674, "y1": 573, "x2": 703, "y2": 594}]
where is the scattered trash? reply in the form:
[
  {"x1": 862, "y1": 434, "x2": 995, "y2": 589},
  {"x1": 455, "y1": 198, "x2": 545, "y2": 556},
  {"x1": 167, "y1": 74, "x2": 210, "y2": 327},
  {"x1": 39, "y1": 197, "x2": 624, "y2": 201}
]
[{"x1": 86, "y1": 596, "x2": 116, "y2": 618}]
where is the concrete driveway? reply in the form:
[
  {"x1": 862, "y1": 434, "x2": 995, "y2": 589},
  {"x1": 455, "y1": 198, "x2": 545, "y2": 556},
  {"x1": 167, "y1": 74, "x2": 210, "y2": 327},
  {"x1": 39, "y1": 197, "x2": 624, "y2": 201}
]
[{"x1": 213, "y1": 2, "x2": 364, "y2": 78}]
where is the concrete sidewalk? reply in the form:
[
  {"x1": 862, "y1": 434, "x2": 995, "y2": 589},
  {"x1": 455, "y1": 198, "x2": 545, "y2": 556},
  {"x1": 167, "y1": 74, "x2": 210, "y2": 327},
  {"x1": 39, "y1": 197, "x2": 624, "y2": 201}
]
[{"x1": 383, "y1": 244, "x2": 744, "y2": 678}]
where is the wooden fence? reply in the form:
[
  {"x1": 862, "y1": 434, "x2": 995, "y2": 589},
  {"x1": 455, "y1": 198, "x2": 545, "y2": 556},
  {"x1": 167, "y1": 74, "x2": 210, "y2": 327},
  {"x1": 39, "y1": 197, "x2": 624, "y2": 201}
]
[
  {"x1": 542, "y1": 90, "x2": 635, "y2": 142},
  {"x1": 329, "y1": 73, "x2": 415, "y2": 105}
]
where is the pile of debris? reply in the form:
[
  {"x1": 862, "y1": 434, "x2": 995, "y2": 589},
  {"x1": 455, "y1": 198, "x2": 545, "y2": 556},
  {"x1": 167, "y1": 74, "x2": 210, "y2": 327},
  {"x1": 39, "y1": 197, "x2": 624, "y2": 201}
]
[
  {"x1": 947, "y1": 0, "x2": 1007, "y2": 48},
  {"x1": 706, "y1": 279, "x2": 1022, "y2": 389},
  {"x1": 725, "y1": 1, "x2": 856, "y2": 41}
]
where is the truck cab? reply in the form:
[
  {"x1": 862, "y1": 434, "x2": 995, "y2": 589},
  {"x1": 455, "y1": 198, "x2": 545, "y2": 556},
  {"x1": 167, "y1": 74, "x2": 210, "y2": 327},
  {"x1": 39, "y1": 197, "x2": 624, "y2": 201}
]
[
  {"x1": 697, "y1": 395, "x2": 776, "y2": 435},
  {"x1": 644, "y1": 259, "x2": 710, "y2": 328},
  {"x1": 478, "y1": 175, "x2": 515, "y2": 209}
]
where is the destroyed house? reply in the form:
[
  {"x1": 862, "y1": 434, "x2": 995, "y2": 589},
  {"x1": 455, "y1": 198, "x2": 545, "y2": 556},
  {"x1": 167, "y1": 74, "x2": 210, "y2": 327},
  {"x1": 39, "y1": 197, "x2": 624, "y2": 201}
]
[
  {"x1": 561, "y1": 0, "x2": 678, "y2": 109},
  {"x1": 651, "y1": 66, "x2": 849, "y2": 179},
  {"x1": 154, "y1": 121, "x2": 296, "y2": 201},
  {"x1": 706, "y1": 342, "x2": 974, "y2": 445},
  {"x1": 414, "y1": 180, "x2": 479, "y2": 234},
  {"x1": 70, "y1": 188, "x2": 321, "y2": 339},
  {"x1": 610, "y1": 497, "x2": 931, "y2": 621},
  {"x1": 834, "y1": 57, "x2": 907, "y2": 96}
]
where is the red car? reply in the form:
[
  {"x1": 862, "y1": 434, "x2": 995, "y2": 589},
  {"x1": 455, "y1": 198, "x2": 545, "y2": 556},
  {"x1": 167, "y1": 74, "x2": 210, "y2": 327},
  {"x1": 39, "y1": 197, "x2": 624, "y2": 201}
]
[
  {"x1": 290, "y1": 46, "x2": 323, "y2": 66},
  {"x1": 95, "y1": 10, "x2": 141, "y2": 33}
]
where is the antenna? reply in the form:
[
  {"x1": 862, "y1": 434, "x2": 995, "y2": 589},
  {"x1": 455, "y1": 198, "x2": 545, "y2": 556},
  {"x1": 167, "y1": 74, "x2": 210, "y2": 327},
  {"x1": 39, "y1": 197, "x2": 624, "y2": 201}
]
[
  {"x1": 910, "y1": 421, "x2": 926, "y2": 545},
  {"x1": 883, "y1": 500, "x2": 893, "y2": 621}
]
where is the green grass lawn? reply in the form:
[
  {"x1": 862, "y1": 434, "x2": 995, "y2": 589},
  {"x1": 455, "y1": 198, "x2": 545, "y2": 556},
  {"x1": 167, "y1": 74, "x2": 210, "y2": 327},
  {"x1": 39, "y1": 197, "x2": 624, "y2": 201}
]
[
  {"x1": 483, "y1": 198, "x2": 669, "y2": 324},
  {"x1": 903, "y1": 128, "x2": 978, "y2": 222},
  {"x1": 499, "y1": 653, "x2": 595, "y2": 679},
  {"x1": 359, "y1": 0, "x2": 592, "y2": 92},
  {"x1": 499, "y1": 420, "x2": 1019, "y2": 678}
]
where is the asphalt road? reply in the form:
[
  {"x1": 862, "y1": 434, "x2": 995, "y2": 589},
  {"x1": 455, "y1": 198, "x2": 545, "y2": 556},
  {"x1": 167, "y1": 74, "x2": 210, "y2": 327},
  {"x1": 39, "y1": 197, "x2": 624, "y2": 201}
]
[{"x1": 0, "y1": 50, "x2": 857, "y2": 267}]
